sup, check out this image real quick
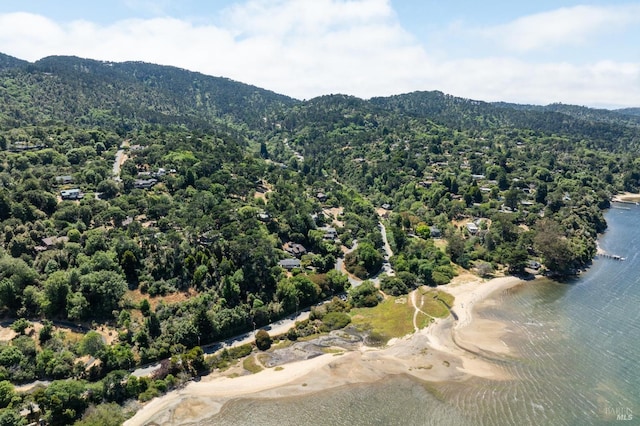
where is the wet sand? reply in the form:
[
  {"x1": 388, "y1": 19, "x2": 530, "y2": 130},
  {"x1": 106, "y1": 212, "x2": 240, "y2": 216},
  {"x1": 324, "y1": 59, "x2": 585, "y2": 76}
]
[{"x1": 125, "y1": 275, "x2": 529, "y2": 426}]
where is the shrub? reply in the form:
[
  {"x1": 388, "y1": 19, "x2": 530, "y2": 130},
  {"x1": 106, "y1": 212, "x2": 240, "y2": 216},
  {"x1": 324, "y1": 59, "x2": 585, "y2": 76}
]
[
  {"x1": 366, "y1": 331, "x2": 388, "y2": 346},
  {"x1": 349, "y1": 281, "x2": 381, "y2": 308},
  {"x1": 321, "y1": 312, "x2": 351, "y2": 330},
  {"x1": 380, "y1": 276, "x2": 409, "y2": 296},
  {"x1": 255, "y1": 330, "x2": 272, "y2": 351},
  {"x1": 286, "y1": 328, "x2": 298, "y2": 341}
]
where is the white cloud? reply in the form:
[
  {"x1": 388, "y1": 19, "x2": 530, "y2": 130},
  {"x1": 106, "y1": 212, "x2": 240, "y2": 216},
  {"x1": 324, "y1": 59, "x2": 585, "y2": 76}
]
[
  {"x1": 0, "y1": 1, "x2": 638, "y2": 108},
  {"x1": 432, "y1": 58, "x2": 640, "y2": 108},
  {"x1": 480, "y1": 4, "x2": 640, "y2": 52}
]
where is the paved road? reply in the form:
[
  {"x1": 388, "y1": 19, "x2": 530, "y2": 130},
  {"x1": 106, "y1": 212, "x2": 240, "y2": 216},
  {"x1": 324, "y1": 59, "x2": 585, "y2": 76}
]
[
  {"x1": 112, "y1": 140, "x2": 129, "y2": 181},
  {"x1": 377, "y1": 221, "x2": 395, "y2": 278},
  {"x1": 378, "y1": 222, "x2": 394, "y2": 261},
  {"x1": 201, "y1": 309, "x2": 312, "y2": 355}
]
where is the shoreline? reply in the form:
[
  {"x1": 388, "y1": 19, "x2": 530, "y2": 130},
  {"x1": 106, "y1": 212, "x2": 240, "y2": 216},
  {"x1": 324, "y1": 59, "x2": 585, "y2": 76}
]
[
  {"x1": 611, "y1": 191, "x2": 640, "y2": 202},
  {"x1": 124, "y1": 274, "x2": 530, "y2": 426}
]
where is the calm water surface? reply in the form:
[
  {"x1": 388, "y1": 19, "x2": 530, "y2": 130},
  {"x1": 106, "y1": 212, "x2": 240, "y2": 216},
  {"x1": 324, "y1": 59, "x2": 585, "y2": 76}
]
[{"x1": 205, "y1": 205, "x2": 640, "y2": 425}]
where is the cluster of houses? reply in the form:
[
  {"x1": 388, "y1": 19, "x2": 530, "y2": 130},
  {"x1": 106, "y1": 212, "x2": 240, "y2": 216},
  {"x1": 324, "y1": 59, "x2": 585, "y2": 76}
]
[
  {"x1": 133, "y1": 168, "x2": 175, "y2": 190},
  {"x1": 279, "y1": 242, "x2": 307, "y2": 270},
  {"x1": 278, "y1": 225, "x2": 340, "y2": 270},
  {"x1": 137, "y1": 168, "x2": 174, "y2": 179}
]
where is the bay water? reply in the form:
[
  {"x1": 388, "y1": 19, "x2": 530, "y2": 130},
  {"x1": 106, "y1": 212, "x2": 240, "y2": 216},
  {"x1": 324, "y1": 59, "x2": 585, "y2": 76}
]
[{"x1": 204, "y1": 205, "x2": 640, "y2": 425}]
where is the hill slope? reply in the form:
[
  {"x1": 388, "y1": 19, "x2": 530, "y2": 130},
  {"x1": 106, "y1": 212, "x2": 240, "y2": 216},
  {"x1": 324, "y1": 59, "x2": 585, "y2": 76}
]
[{"x1": 0, "y1": 54, "x2": 297, "y2": 132}]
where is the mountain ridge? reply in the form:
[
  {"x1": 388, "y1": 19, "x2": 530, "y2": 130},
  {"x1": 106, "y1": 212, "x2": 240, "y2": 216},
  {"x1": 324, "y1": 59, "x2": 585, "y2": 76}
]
[{"x1": 1, "y1": 51, "x2": 637, "y2": 121}]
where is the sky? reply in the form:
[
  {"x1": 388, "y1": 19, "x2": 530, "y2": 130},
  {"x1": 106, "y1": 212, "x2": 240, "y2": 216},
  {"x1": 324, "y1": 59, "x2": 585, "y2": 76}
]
[{"x1": 0, "y1": 0, "x2": 638, "y2": 108}]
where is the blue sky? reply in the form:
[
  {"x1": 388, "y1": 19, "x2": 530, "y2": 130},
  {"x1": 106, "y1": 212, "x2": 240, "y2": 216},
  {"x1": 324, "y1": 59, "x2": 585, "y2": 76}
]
[{"x1": 0, "y1": 0, "x2": 638, "y2": 108}]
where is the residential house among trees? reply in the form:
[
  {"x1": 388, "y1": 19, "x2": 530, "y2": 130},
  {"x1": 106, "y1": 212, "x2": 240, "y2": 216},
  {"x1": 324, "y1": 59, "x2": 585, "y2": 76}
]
[
  {"x1": 55, "y1": 175, "x2": 73, "y2": 185},
  {"x1": 284, "y1": 242, "x2": 307, "y2": 257},
  {"x1": 278, "y1": 258, "x2": 301, "y2": 270},
  {"x1": 134, "y1": 178, "x2": 158, "y2": 189},
  {"x1": 60, "y1": 188, "x2": 84, "y2": 200}
]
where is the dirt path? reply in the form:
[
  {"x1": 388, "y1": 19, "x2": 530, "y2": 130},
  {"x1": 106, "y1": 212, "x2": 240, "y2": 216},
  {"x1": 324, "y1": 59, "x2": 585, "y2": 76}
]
[{"x1": 410, "y1": 289, "x2": 435, "y2": 332}]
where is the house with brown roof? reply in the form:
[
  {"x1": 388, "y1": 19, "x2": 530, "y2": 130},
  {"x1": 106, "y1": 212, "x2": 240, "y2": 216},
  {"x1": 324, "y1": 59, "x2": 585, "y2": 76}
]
[
  {"x1": 35, "y1": 236, "x2": 69, "y2": 251},
  {"x1": 284, "y1": 242, "x2": 307, "y2": 257}
]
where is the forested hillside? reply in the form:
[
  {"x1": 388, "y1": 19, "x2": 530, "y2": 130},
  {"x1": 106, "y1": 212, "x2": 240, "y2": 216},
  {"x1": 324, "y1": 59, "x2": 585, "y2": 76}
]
[{"x1": 0, "y1": 53, "x2": 639, "y2": 424}]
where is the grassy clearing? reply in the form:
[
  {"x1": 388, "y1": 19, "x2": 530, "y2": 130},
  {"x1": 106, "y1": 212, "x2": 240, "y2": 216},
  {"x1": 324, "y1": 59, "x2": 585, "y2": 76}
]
[
  {"x1": 415, "y1": 311, "x2": 434, "y2": 329},
  {"x1": 418, "y1": 288, "x2": 455, "y2": 318},
  {"x1": 433, "y1": 239, "x2": 448, "y2": 252},
  {"x1": 350, "y1": 296, "x2": 415, "y2": 341},
  {"x1": 242, "y1": 355, "x2": 264, "y2": 374}
]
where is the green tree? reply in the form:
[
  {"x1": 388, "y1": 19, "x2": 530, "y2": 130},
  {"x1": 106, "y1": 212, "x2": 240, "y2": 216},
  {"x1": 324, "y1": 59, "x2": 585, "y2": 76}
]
[
  {"x1": 43, "y1": 271, "x2": 70, "y2": 317},
  {"x1": 534, "y1": 219, "x2": 575, "y2": 274},
  {"x1": 379, "y1": 276, "x2": 409, "y2": 296},
  {"x1": 446, "y1": 233, "x2": 466, "y2": 266},
  {"x1": 291, "y1": 275, "x2": 321, "y2": 307},
  {"x1": 255, "y1": 329, "x2": 272, "y2": 350},
  {"x1": 0, "y1": 380, "x2": 16, "y2": 408},
  {"x1": 324, "y1": 270, "x2": 349, "y2": 295},
  {"x1": 276, "y1": 279, "x2": 299, "y2": 313},
  {"x1": 66, "y1": 291, "x2": 89, "y2": 321},
  {"x1": 102, "y1": 370, "x2": 129, "y2": 403},
  {"x1": 39, "y1": 320, "x2": 54, "y2": 344},
  {"x1": 146, "y1": 312, "x2": 162, "y2": 338},
  {"x1": 73, "y1": 403, "x2": 126, "y2": 426},
  {"x1": 139, "y1": 298, "x2": 151, "y2": 316},
  {"x1": 121, "y1": 250, "x2": 138, "y2": 277},
  {"x1": 37, "y1": 379, "x2": 89, "y2": 426},
  {"x1": 349, "y1": 280, "x2": 380, "y2": 307},
  {"x1": 96, "y1": 179, "x2": 119, "y2": 199},
  {"x1": 0, "y1": 192, "x2": 10, "y2": 221},
  {"x1": 182, "y1": 346, "x2": 207, "y2": 374},
  {"x1": 78, "y1": 331, "x2": 105, "y2": 357},
  {"x1": 344, "y1": 242, "x2": 383, "y2": 279},
  {"x1": 79, "y1": 270, "x2": 127, "y2": 318},
  {"x1": 10, "y1": 318, "x2": 31, "y2": 335},
  {"x1": 504, "y1": 188, "x2": 520, "y2": 210},
  {"x1": 503, "y1": 244, "x2": 528, "y2": 274},
  {"x1": 0, "y1": 409, "x2": 26, "y2": 426}
]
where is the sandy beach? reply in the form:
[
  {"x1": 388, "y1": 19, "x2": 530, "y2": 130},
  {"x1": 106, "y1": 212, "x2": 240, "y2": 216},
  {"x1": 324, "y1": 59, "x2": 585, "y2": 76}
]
[
  {"x1": 612, "y1": 191, "x2": 640, "y2": 202},
  {"x1": 124, "y1": 274, "x2": 529, "y2": 426}
]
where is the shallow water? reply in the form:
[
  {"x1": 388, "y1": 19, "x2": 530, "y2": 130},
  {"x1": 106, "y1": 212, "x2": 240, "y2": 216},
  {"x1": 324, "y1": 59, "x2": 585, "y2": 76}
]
[{"x1": 205, "y1": 205, "x2": 640, "y2": 425}]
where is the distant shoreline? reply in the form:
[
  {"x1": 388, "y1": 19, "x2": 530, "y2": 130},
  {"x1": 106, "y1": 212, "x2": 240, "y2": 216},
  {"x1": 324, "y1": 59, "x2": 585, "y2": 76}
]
[
  {"x1": 124, "y1": 274, "x2": 530, "y2": 426},
  {"x1": 612, "y1": 191, "x2": 640, "y2": 202}
]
